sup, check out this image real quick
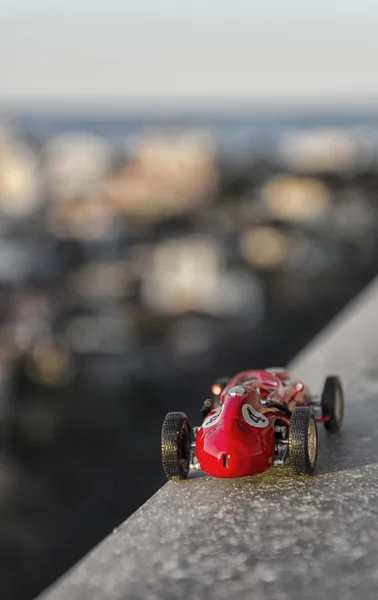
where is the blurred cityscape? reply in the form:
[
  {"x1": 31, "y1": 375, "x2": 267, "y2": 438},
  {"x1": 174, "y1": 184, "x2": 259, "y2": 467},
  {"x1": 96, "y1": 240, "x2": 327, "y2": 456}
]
[{"x1": 1, "y1": 111, "x2": 378, "y2": 599}]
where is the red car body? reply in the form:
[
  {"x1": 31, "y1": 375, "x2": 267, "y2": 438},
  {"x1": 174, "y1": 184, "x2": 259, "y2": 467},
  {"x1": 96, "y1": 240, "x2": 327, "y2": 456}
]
[{"x1": 196, "y1": 368, "x2": 318, "y2": 478}]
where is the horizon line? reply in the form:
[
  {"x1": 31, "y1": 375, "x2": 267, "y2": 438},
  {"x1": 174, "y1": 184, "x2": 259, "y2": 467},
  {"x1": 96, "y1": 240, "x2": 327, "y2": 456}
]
[{"x1": 1, "y1": 95, "x2": 378, "y2": 119}]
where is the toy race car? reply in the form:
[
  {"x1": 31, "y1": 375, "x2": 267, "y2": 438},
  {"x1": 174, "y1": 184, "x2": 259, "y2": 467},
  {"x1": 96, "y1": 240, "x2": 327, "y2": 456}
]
[{"x1": 161, "y1": 367, "x2": 344, "y2": 481}]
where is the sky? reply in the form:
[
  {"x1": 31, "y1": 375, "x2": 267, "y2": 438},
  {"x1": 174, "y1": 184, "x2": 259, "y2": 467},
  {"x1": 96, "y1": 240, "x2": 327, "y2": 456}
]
[{"x1": 1, "y1": 0, "x2": 378, "y2": 113}]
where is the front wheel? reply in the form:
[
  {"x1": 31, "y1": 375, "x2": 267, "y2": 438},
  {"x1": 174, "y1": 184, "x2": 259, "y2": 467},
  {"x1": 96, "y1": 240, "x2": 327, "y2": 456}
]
[
  {"x1": 322, "y1": 375, "x2": 344, "y2": 433},
  {"x1": 289, "y1": 407, "x2": 318, "y2": 475},
  {"x1": 161, "y1": 412, "x2": 192, "y2": 482}
]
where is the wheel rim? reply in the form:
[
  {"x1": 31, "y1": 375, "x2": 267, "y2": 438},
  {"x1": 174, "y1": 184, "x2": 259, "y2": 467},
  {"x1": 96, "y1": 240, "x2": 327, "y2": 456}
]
[
  {"x1": 334, "y1": 389, "x2": 342, "y2": 422},
  {"x1": 178, "y1": 422, "x2": 191, "y2": 472},
  {"x1": 307, "y1": 418, "x2": 317, "y2": 465}
]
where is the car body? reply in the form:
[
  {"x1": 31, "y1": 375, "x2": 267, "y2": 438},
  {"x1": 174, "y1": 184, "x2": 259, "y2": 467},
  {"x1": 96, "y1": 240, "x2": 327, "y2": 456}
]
[
  {"x1": 161, "y1": 367, "x2": 344, "y2": 481},
  {"x1": 197, "y1": 368, "x2": 310, "y2": 478}
]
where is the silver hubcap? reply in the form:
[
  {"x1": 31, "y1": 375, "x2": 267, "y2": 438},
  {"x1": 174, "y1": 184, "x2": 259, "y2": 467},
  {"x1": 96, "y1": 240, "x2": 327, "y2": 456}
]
[
  {"x1": 307, "y1": 418, "x2": 317, "y2": 465},
  {"x1": 334, "y1": 389, "x2": 342, "y2": 422}
]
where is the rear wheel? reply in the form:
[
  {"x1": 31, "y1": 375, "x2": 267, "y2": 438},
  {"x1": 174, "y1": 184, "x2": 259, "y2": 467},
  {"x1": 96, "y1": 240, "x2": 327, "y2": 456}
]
[
  {"x1": 161, "y1": 412, "x2": 192, "y2": 482},
  {"x1": 289, "y1": 407, "x2": 318, "y2": 475},
  {"x1": 322, "y1": 376, "x2": 344, "y2": 433}
]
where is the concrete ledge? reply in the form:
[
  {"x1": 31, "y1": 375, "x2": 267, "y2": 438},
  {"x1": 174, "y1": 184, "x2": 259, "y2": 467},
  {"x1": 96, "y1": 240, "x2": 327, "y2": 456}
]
[{"x1": 40, "y1": 277, "x2": 378, "y2": 600}]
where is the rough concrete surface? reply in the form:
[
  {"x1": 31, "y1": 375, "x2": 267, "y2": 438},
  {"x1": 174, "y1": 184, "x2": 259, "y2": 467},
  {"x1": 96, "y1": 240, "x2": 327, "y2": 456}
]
[{"x1": 40, "y1": 278, "x2": 378, "y2": 600}]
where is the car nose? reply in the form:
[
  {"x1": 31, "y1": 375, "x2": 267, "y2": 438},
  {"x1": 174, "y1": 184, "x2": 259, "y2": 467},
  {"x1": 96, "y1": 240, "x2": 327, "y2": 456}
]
[
  {"x1": 215, "y1": 441, "x2": 254, "y2": 477},
  {"x1": 215, "y1": 423, "x2": 253, "y2": 464}
]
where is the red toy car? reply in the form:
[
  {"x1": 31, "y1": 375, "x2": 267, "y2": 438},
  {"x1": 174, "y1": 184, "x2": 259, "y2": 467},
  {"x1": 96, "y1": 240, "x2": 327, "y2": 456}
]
[{"x1": 161, "y1": 367, "x2": 344, "y2": 480}]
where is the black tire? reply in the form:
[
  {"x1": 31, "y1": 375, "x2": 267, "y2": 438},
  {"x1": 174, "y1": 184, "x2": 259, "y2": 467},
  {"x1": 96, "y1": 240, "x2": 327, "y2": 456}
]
[
  {"x1": 321, "y1": 375, "x2": 344, "y2": 433},
  {"x1": 289, "y1": 407, "x2": 318, "y2": 475},
  {"x1": 161, "y1": 412, "x2": 192, "y2": 482}
]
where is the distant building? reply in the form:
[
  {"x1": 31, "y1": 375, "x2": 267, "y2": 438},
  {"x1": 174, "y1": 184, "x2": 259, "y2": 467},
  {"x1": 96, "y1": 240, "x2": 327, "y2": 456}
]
[
  {"x1": 140, "y1": 235, "x2": 265, "y2": 323},
  {"x1": 0, "y1": 137, "x2": 42, "y2": 217},
  {"x1": 278, "y1": 127, "x2": 375, "y2": 174},
  {"x1": 44, "y1": 132, "x2": 115, "y2": 239},
  {"x1": 44, "y1": 131, "x2": 112, "y2": 201},
  {"x1": 103, "y1": 133, "x2": 218, "y2": 220}
]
